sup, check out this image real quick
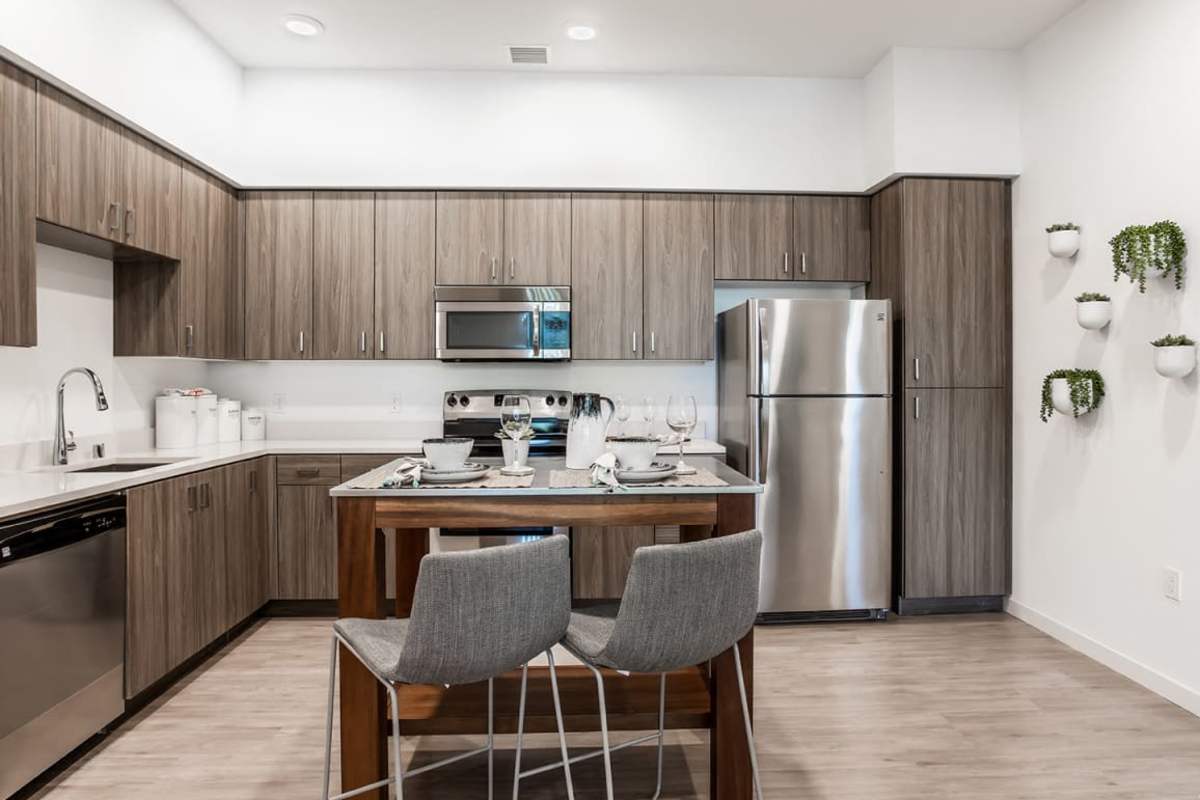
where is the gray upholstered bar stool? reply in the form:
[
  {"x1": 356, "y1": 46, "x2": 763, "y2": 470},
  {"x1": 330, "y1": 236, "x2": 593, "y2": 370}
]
[
  {"x1": 528, "y1": 528, "x2": 764, "y2": 800},
  {"x1": 322, "y1": 535, "x2": 576, "y2": 800}
]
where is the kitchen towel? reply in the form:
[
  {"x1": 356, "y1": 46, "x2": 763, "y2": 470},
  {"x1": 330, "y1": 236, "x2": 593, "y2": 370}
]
[{"x1": 548, "y1": 467, "x2": 728, "y2": 490}]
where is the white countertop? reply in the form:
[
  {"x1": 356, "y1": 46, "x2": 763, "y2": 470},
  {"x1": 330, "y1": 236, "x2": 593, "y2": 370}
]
[{"x1": 0, "y1": 438, "x2": 726, "y2": 521}]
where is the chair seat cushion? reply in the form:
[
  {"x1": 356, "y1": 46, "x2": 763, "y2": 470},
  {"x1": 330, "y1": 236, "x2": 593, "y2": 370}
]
[
  {"x1": 335, "y1": 617, "x2": 410, "y2": 682},
  {"x1": 562, "y1": 603, "x2": 621, "y2": 668}
]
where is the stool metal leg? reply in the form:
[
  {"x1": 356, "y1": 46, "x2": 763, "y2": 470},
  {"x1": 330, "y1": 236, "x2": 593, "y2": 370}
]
[
  {"x1": 386, "y1": 682, "x2": 405, "y2": 800},
  {"x1": 585, "y1": 664, "x2": 616, "y2": 800},
  {"x1": 545, "y1": 650, "x2": 576, "y2": 800},
  {"x1": 488, "y1": 677, "x2": 495, "y2": 800},
  {"x1": 511, "y1": 663, "x2": 528, "y2": 800},
  {"x1": 651, "y1": 672, "x2": 665, "y2": 800},
  {"x1": 322, "y1": 636, "x2": 338, "y2": 800},
  {"x1": 732, "y1": 642, "x2": 764, "y2": 800}
]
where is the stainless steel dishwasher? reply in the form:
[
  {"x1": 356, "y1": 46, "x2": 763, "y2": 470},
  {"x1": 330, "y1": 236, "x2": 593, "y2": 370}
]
[{"x1": 0, "y1": 494, "x2": 126, "y2": 799}]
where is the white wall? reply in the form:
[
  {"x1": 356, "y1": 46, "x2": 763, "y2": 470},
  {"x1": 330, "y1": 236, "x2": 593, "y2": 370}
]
[
  {"x1": 0, "y1": 0, "x2": 243, "y2": 170},
  {"x1": 1010, "y1": 0, "x2": 1200, "y2": 714},
  {"x1": 0, "y1": 246, "x2": 209, "y2": 458},
  {"x1": 235, "y1": 70, "x2": 866, "y2": 191},
  {"x1": 862, "y1": 51, "x2": 897, "y2": 187}
]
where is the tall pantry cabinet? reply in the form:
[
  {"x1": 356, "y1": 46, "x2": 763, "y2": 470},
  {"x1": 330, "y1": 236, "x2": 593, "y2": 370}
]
[{"x1": 868, "y1": 178, "x2": 1012, "y2": 613}]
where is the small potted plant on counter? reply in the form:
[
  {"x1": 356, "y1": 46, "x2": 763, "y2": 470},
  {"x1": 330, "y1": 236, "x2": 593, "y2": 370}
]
[
  {"x1": 1040, "y1": 369, "x2": 1106, "y2": 422},
  {"x1": 1151, "y1": 334, "x2": 1197, "y2": 378},
  {"x1": 1046, "y1": 222, "x2": 1081, "y2": 258},
  {"x1": 1110, "y1": 220, "x2": 1187, "y2": 292},
  {"x1": 1074, "y1": 292, "x2": 1112, "y2": 330}
]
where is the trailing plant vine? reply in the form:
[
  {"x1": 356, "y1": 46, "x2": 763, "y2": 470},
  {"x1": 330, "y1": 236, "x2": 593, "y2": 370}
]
[
  {"x1": 1046, "y1": 222, "x2": 1080, "y2": 233},
  {"x1": 1075, "y1": 292, "x2": 1110, "y2": 302},
  {"x1": 1109, "y1": 220, "x2": 1187, "y2": 292},
  {"x1": 1151, "y1": 334, "x2": 1195, "y2": 347},
  {"x1": 1040, "y1": 369, "x2": 1106, "y2": 422}
]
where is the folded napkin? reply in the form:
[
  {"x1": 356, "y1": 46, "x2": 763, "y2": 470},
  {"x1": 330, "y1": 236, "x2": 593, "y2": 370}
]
[
  {"x1": 378, "y1": 458, "x2": 424, "y2": 488},
  {"x1": 590, "y1": 452, "x2": 626, "y2": 491}
]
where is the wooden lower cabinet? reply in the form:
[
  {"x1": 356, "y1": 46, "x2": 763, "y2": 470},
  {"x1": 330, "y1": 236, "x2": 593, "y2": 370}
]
[
  {"x1": 125, "y1": 476, "x2": 175, "y2": 697},
  {"x1": 224, "y1": 458, "x2": 273, "y2": 625},
  {"x1": 167, "y1": 472, "x2": 228, "y2": 670},
  {"x1": 276, "y1": 483, "x2": 338, "y2": 599}
]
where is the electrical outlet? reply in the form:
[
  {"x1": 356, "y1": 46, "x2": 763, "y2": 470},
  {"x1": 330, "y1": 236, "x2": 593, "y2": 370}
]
[
  {"x1": 390, "y1": 394, "x2": 403, "y2": 414},
  {"x1": 1163, "y1": 568, "x2": 1182, "y2": 602},
  {"x1": 272, "y1": 393, "x2": 286, "y2": 413}
]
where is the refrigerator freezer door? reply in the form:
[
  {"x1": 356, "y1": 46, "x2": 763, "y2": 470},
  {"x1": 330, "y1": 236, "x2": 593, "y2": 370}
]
[
  {"x1": 756, "y1": 299, "x2": 892, "y2": 396},
  {"x1": 757, "y1": 396, "x2": 892, "y2": 614}
]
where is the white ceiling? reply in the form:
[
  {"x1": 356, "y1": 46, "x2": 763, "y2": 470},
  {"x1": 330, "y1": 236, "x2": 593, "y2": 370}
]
[{"x1": 171, "y1": 0, "x2": 1084, "y2": 77}]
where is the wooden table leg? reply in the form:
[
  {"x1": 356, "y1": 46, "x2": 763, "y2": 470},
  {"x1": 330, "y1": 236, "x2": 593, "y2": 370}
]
[
  {"x1": 394, "y1": 528, "x2": 430, "y2": 618},
  {"x1": 337, "y1": 498, "x2": 386, "y2": 800},
  {"x1": 711, "y1": 492, "x2": 756, "y2": 800}
]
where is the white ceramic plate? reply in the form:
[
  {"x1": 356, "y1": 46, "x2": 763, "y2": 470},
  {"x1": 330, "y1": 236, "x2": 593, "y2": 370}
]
[
  {"x1": 616, "y1": 462, "x2": 677, "y2": 483},
  {"x1": 420, "y1": 462, "x2": 489, "y2": 484}
]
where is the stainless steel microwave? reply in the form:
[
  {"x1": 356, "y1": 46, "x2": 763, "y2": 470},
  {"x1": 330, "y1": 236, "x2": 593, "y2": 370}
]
[{"x1": 434, "y1": 286, "x2": 571, "y2": 361}]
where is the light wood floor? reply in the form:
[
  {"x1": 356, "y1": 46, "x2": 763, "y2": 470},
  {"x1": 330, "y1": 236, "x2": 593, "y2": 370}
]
[{"x1": 29, "y1": 614, "x2": 1200, "y2": 799}]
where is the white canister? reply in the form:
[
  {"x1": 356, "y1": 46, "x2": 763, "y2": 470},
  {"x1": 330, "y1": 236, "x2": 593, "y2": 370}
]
[
  {"x1": 218, "y1": 398, "x2": 242, "y2": 442},
  {"x1": 241, "y1": 408, "x2": 267, "y2": 442},
  {"x1": 195, "y1": 393, "x2": 219, "y2": 445},
  {"x1": 155, "y1": 394, "x2": 198, "y2": 449}
]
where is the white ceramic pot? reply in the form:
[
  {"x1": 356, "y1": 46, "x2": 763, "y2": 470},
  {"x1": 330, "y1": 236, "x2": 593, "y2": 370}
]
[
  {"x1": 1075, "y1": 300, "x2": 1112, "y2": 330},
  {"x1": 422, "y1": 437, "x2": 474, "y2": 470},
  {"x1": 1153, "y1": 345, "x2": 1196, "y2": 378},
  {"x1": 1050, "y1": 377, "x2": 1094, "y2": 417},
  {"x1": 1048, "y1": 229, "x2": 1081, "y2": 258},
  {"x1": 501, "y1": 438, "x2": 530, "y2": 468}
]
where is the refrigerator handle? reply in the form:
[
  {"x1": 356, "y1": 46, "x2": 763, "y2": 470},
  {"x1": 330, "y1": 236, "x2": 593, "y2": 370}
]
[
  {"x1": 751, "y1": 399, "x2": 768, "y2": 483},
  {"x1": 757, "y1": 304, "x2": 769, "y2": 394}
]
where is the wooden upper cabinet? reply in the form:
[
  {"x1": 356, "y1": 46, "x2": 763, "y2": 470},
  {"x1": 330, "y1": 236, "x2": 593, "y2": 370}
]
[
  {"x1": 313, "y1": 191, "x2": 375, "y2": 360},
  {"x1": 903, "y1": 388, "x2": 1009, "y2": 599},
  {"x1": 503, "y1": 192, "x2": 571, "y2": 285},
  {"x1": 714, "y1": 194, "x2": 791, "y2": 280},
  {"x1": 435, "y1": 191, "x2": 503, "y2": 285},
  {"x1": 178, "y1": 164, "x2": 211, "y2": 357},
  {"x1": 120, "y1": 132, "x2": 181, "y2": 258},
  {"x1": 902, "y1": 179, "x2": 1009, "y2": 388},
  {"x1": 208, "y1": 182, "x2": 243, "y2": 360},
  {"x1": 0, "y1": 62, "x2": 37, "y2": 347},
  {"x1": 37, "y1": 83, "x2": 122, "y2": 241},
  {"x1": 376, "y1": 192, "x2": 435, "y2": 359},
  {"x1": 571, "y1": 193, "x2": 643, "y2": 360},
  {"x1": 793, "y1": 195, "x2": 870, "y2": 282},
  {"x1": 643, "y1": 193, "x2": 715, "y2": 360},
  {"x1": 244, "y1": 191, "x2": 314, "y2": 360}
]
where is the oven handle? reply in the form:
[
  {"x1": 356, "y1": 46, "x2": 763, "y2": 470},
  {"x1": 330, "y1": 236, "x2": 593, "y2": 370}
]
[{"x1": 532, "y1": 308, "x2": 542, "y2": 357}]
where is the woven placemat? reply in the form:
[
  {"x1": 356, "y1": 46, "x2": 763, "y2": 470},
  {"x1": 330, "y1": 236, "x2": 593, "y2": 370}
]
[
  {"x1": 349, "y1": 460, "x2": 534, "y2": 490},
  {"x1": 549, "y1": 467, "x2": 727, "y2": 489}
]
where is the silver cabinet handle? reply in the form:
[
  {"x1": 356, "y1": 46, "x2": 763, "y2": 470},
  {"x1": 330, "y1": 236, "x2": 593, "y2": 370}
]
[
  {"x1": 186, "y1": 485, "x2": 197, "y2": 513},
  {"x1": 510, "y1": 257, "x2": 516, "y2": 279},
  {"x1": 106, "y1": 202, "x2": 121, "y2": 233},
  {"x1": 360, "y1": 331, "x2": 367, "y2": 353},
  {"x1": 199, "y1": 483, "x2": 211, "y2": 509},
  {"x1": 125, "y1": 207, "x2": 136, "y2": 238},
  {"x1": 913, "y1": 357, "x2": 920, "y2": 382},
  {"x1": 914, "y1": 395, "x2": 921, "y2": 420},
  {"x1": 632, "y1": 331, "x2": 638, "y2": 354},
  {"x1": 185, "y1": 324, "x2": 194, "y2": 352},
  {"x1": 783, "y1": 251, "x2": 790, "y2": 274},
  {"x1": 801, "y1": 251, "x2": 808, "y2": 275},
  {"x1": 299, "y1": 331, "x2": 305, "y2": 354},
  {"x1": 490, "y1": 257, "x2": 497, "y2": 281},
  {"x1": 250, "y1": 471, "x2": 257, "y2": 494},
  {"x1": 379, "y1": 331, "x2": 386, "y2": 353},
  {"x1": 650, "y1": 331, "x2": 656, "y2": 353}
]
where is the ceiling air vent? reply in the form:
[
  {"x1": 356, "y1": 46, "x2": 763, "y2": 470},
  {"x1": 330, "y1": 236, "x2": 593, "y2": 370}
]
[{"x1": 509, "y1": 45, "x2": 550, "y2": 65}]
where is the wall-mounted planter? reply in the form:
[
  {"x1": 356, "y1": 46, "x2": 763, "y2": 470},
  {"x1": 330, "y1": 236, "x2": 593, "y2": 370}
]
[
  {"x1": 1050, "y1": 378, "x2": 1093, "y2": 415},
  {"x1": 1040, "y1": 369, "x2": 1106, "y2": 422},
  {"x1": 1048, "y1": 229, "x2": 1081, "y2": 258},
  {"x1": 1153, "y1": 345, "x2": 1196, "y2": 378},
  {"x1": 1076, "y1": 300, "x2": 1112, "y2": 330}
]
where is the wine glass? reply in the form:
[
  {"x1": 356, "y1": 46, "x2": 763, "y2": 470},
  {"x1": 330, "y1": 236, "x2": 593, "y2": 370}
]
[
  {"x1": 640, "y1": 395, "x2": 657, "y2": 438},
  {"x1": 500, "y1": 395, "x2": 533, "y2": 473},
  {"x1": 613, "y1": 395, "x2": 631, "y2": 437},
  {"x1": 666, "y1": 395, "x2": 698, "y2": 475}
]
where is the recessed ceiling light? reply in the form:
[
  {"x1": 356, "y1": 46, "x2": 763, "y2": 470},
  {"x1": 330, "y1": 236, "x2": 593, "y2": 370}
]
[
  {"x1": 283, "y1": 14, "x2": 324, "y2": 37},
  {"x1": 566, "y1": 25, "x2": 596, "y2": 41}
]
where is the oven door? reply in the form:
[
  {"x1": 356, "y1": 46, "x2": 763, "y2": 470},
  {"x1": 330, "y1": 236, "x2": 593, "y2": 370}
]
[{"x1": 435, "y1": 302, "x2": 541, "y2": 360}]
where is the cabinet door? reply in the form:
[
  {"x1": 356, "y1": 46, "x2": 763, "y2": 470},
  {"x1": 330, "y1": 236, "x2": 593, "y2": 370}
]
[
  {"x1": 166, "y1": 474, "x2": 227, "y2": 668},
  {"x1": 0, "y1": 63, "x2": 36, "y2": 347},
  {"x1": 435, "y1": 191, "x2": 503, "y2": 285},
  {"x1": 125, "y1": 478, "x2": 175, "y2": 697},
  {"x1": 503, "y1": 192, "x2": 571, "y2": 285},
  {"x1": 120, "y1": 131, "x2": 181, "y2": 258},
  {"x1": 375, "y1": 192, "x2": 435, "y2": 359},
  {"x1": 903, "y1": 179, "x2": 1009, "y2": 388},
  {"x1": 37, "y1": 84, "x2": 122, "y2": 240},
  {"x1": 207, "y1": 181, "x2": 243, "y2": 359},
  {"x1": 244, "y1": 191, "x2": 313, "y2": 359},
  {"x1": 225, "y1": 459, "x2": 270, "y2": 625},
  {"x1": 313, "y1": 191, "x2": 375, "y2": 359},
  {"x1": 793, "y1": 195, "x2": 870, "y2": 282},
  {"x1": 571, "y1": 193, "x2": 643, "y2": 359},
  {"x1": 714, "y1": 194, "x2": 791, "y2": 280},
  {"x1": 903, "y1": 388, "x2": 1009, "y2": 599},
  {"x1": 178, "y1": 163, "x2": 211, "y2": 357},
  {"x1": 277, "y1": 484, "x2": 337, "y2": 599},
  {"x1": 572, "y1": 526, "x2": 655, "y2": 600},
  {"x1": 644, "y1": 193, "x2": 714, "y2": 360}
]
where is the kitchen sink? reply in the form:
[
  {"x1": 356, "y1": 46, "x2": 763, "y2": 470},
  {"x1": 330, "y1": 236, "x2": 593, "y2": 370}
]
[{"x1": 64, "y1": 460, "x2": 181, "y2": 474}]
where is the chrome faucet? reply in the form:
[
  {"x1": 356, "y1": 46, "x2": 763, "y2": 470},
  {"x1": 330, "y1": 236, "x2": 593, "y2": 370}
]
[{"x1": 53, "y1": 367, "x2": 109, "y2": 465}]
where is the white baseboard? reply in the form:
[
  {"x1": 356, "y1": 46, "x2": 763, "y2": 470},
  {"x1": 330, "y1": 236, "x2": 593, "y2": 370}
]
[{"x1": 1005, "y1": 598, "x2": 1200, "y2": 718}]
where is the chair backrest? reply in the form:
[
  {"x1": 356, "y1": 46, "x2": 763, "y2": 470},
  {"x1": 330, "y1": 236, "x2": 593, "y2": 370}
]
[
  {"x1": 396, "y1": 535, "x2": 571, "y2": 685},
  {"x1": 601, "y1": 529, "x2": 762, "y2": 673}
]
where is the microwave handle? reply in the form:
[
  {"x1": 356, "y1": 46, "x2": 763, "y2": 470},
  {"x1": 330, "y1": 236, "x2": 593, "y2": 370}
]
[{"x1": 531, "y1": 308, "x2": 542, "y2": 357}]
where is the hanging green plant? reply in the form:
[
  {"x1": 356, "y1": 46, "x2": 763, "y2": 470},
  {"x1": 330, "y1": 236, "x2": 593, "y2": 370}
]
[
  {"x1": 1109, "y1": 220, "x2": 1187, "y2": 292},
  {"x1": 1040, "y1": 369, "x2": 1106, "y2": 422}
]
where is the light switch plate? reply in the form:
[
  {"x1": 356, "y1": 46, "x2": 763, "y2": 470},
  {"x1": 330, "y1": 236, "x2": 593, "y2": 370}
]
[{"x1": 1163, "y1": 568, "x2": 1182, "y2": 602}]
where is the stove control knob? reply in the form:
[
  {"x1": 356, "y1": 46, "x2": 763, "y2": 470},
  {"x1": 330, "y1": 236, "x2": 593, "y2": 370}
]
[
  {"x1": 558, "y1": 395, "x2": 568, "y2": 407},
  {"x1": 446, "y1": 395, "x2": 458, "y2": 407},
  {"x1": 545, "y1": 395, "x2": 556, "y2": 407},
  {"x1": 459, "y1": 395, "x2": 470, "y2": 407}
]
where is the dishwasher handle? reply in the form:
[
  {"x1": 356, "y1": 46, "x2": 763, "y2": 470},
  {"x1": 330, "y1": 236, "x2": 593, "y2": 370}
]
[{"x1": 0, "y1": 494, "x2": 126, "y2": 567}]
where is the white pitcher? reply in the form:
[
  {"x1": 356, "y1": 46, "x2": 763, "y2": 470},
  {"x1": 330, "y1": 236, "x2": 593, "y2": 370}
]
[{"x1": 565, "y1": 393, "x2": 616, "y2": 469}]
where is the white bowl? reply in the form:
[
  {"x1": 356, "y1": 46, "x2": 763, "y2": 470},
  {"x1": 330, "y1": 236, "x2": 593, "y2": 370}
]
[
  {"x1": 422, "y1": 437, "x2": 474, "y2": 470},
  {"x1": 607, "y1": 437, "x2": 660, "y2": 471},
  {"x1": 1153, "y1": 345, "x2": 1196, "y2": 379}
]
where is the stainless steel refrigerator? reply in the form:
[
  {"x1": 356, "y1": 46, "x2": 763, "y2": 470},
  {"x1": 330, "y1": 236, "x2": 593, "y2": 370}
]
[{"x1": 718, "y1": 299, "x2": 892, "y2": 621}]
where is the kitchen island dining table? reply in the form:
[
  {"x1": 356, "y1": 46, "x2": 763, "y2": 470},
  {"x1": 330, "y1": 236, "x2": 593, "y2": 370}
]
[{"x1": 330, "y1": 456, "x2": 762, "y2": 799}]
